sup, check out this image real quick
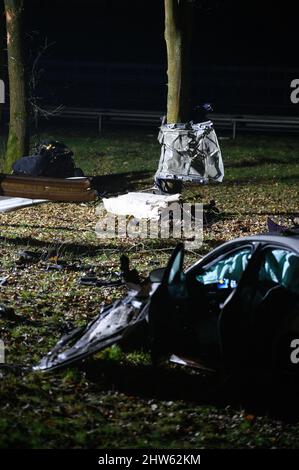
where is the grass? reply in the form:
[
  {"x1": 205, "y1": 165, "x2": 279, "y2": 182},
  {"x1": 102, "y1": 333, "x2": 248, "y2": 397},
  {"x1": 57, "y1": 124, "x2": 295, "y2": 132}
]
[{"x1": 0, "y1": 125, "x2": 299, "y2": 448}]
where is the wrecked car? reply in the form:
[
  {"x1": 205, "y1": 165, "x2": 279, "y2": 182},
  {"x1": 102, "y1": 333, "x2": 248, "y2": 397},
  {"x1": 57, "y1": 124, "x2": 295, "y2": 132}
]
[{"x1": 35, "y1": 232, "x2": 299, "y2": 378}]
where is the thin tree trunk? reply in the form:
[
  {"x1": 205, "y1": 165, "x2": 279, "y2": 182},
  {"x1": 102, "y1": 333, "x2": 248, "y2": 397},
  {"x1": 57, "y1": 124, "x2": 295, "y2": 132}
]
[
  {"x1": 0, "y1": 0, "x2": 5, "y2": 132},
  {"x1": 164, "y1": 0, "x2": 194, "y2": 123},
  {"x1": 4, "y1": 0, "x2": 28, "y2": 172}
]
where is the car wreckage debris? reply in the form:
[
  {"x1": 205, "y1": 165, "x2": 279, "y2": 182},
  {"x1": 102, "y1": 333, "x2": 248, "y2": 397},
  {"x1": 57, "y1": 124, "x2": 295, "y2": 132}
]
[
  {"x1": 12, "y1": 141, "x2": 80, "y2": 179},
  {"x1": 78, "y1": 275, "x2": 123, "y2": 288},
  {"x1": 267, "y1": 217, "x2": 299, "y2": 234},
  {"x1": 78, "y1": 256, "x2": 140, "y2": 288},
  {"x1": 34, "y1": 255, "x2": 149, "y2": 372},
  {"x1": 0, "y1": 277, "x2": 8, "y2": 286},
  {"x1": 0, "y1": 304, "x2": 20, "y2": 321},
  {"x1": 16, "y1": 249, "x2": 62, "y2": 268},
  {"x1": 15, "y1": 249, "x2": 130, "y2": 282},
  {"x1": 155, "y1": 120, "x2": 224, "y2": 187},
  {"x1": 15, "y1": 250, "x2": 105, "y2": 273},
  {"x1": 16, "y1": 250, "x2": 47, "y2": 266},
  {"x1": 34, "y1": 287, "x2": 150, "y2": 372},
  {"x1": 103, "y1": 191, "x2": 181, "y2": 220},
  {"x1": 0, "y1": 174, "x2": 97, "y2": 202},
  {"x1": 0, "y1": 196, "x2": 47, "y2": 213},
  {"x1": 34, "y1": 233, "x2": 299, "y2": 378}
]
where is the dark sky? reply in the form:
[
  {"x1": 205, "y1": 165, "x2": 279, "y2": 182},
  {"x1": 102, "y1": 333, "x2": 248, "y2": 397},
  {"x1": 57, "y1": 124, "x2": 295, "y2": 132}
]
[{"x1": 25, "y1": 0, "x2": 297, "y2": 68}]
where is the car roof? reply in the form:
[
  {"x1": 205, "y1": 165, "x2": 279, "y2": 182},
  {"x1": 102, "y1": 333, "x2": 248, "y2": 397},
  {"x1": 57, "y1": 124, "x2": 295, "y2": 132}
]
[
  {"x1": 186, "y1": 233, "x2": 299, "y2": 273},
  {"x1": 228, "y1": 233, "x2": 299, "y2": 253}
]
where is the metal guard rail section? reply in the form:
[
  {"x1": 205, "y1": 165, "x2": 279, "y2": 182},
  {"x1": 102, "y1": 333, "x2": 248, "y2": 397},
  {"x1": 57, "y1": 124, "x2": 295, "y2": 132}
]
[{"x1": 47, "y1": 107, "x2": 299, "y2": 138}]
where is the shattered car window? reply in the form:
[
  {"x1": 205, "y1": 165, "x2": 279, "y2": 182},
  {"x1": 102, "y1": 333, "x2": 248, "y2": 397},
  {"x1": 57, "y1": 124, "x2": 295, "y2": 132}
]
[
  {"x1": 258, "y1": 249, "x2": 299, "y2": 294},
  {"x1": 169, "y1": 250, "x2": 184, "y2": 284},
  {"x1": 195, "y1": 247, "x2": 252, "y2": 287}
]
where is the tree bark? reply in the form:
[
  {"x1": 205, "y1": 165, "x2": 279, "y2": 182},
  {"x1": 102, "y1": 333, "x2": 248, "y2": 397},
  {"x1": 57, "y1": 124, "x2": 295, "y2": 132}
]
[
  {"x1": 4, "y1": 0, "x2": 28, "y2": 172},
  {"x1": 0, "y1": 0, "x2": 5, "y2": 132},
  {"x1": 164, "y1": 0, "x2": 194, "y2": 124}
]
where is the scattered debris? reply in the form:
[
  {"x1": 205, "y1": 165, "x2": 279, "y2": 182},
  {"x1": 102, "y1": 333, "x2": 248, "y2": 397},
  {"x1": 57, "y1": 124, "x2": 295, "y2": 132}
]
[
  {"x1": 79, "y1": 275, "x2": 122, "y2": 288},
  {"x1": 267, "y1": 217, "x2": 289, "y2": 233},
  {"x1": 120, "y1": 254, "x2": 141, "y2": 286},
  {"x1": 78, "y1": 255, "x2": 141, "y2": 288},
  {"x1": 267, "y1": 217, "x2": 299, "y2": 235},
  {"x1": 0, "y1": 304, "x2": 19, "y2": 321},
  {"x1": 16, "y1": 250, "x2": 46, "y2": 267},
  {"x1": 0, "y1": 196, "x2": 47, "y2": 213},
  {"x1": 103, "y1": 191, "x2": 180, "y2": 220},
  {"x1": 44, "y1": 264, "x2": 64, "y2": 271},
  {"x1": 0, "y1": 175, "x2": 96, "y2": 202},
  {"x1": 0, "y1": 277, "x2": 8, "y2": 286},
  {"x1": 35, "y1": 234, "x2": 299, "y2": 376},
  {"x1": 15, "y1": 249, "x2": 62, "y2": 268},
  {"x1": 12, "y1": 141, "x2": 82, "y2": 179},
  {"x1": 34, "y1": 286, "x2": 150, "y2": 372}
]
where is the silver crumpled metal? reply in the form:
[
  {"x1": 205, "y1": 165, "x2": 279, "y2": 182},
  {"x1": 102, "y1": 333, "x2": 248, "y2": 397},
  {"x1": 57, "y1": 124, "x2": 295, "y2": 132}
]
[{"x1": 155, "y1": 121, "x2": 224, "y2": 184}]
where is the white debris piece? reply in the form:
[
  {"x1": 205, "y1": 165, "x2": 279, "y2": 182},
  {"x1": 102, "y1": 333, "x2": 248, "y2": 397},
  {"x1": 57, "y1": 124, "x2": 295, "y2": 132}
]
[
  {"x1": 103, "y1": 192, "x2": 181, "y2": 220},
  {"x1": 0, "y1": 196, "x2": 47, "y2": 213}
]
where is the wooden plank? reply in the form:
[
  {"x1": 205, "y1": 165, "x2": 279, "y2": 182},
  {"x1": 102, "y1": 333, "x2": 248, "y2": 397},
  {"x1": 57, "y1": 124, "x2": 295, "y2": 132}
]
[{"x1": 0, "y1": 175, "x2": 97, "y2": 202}]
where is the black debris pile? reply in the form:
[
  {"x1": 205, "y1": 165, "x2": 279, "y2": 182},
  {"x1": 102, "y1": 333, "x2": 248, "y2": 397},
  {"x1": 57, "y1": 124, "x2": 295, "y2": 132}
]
[
  {"x1": 267, "y1": 217, "x2": 299, "y2": 235},
  {"x1": 12, "y1": 141, "x2": 84, "y2": 178},
  {"x1": 78, "y1": 255, "x2": 142, "y2": 289},
  {"x1": 16, "y1": 250, "x2": 47, "y2": 267},
  {"x1": 79, "y1": 273, "x2": 122, "y2": 288},
  {"x1": 14, "y1": 249, "x2": 130, "y2": 287},
  {"x1": 203, "y1": 200, "x2": 221, "y2": 225},
  {"x1": 0, "y1": 304, "x2": 21, "y2": 322},
  {"x1": 15, "y1": 249, "x2": 60, "y2": 269}
]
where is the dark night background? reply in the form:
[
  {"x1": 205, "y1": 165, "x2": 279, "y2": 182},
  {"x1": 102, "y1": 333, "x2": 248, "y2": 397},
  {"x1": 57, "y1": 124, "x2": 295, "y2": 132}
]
[{"x1": 21, "y1": 0, "x2": 299, "y2": 115}]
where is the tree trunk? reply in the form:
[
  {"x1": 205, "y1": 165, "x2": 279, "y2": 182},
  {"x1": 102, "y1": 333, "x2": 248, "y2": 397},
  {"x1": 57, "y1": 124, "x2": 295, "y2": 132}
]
[
  {"x1": 164, "y1": 0, "x2": 193, "y2": 123},
  {"x1": 164, "y1": 0, "x2": 194, "y2": 124},
  {"x1": 4, "y1": 0, "x2": 28, "y2": 172},
  {"x1": 0, "y1": 0, "x2": 5, "y2": 132}
]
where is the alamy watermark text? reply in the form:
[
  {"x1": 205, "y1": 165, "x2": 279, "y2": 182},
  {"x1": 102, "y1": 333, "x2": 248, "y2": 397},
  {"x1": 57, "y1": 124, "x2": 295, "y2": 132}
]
[{"x1": 95, "y1": 202, "x2": 203, "y2": 249}]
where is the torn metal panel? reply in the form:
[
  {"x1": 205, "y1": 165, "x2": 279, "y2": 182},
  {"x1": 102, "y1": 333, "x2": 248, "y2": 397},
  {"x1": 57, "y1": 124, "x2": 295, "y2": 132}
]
[
  {"x1": 0, "y1": 196, "x2": 47, "y2": 213},
  {"x1": 169, "y1": 354, "x2": 215, "y2": 373},
  {"x1": 34, "y1": 287, "x2": 150, "y2": 372},
  {"x1": 155, "y1": 121, "x2": 224, "y2": 184}
]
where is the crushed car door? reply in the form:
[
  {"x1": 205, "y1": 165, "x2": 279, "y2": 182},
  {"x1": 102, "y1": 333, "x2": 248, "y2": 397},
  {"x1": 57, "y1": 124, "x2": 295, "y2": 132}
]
[
  {"x1": 148, "y1": 243, "x2": 193, "y2": 362},
  {"x1": 243, "y1": 246, "x2": 299, "y2": 370},
  {"x1": 34, "y1": 257, "x2": 151, "y2": 372},
  {"x1": 187, "y1": 245, "x2": 254, "y2": 362},
  {"x1": 149, "y1": 243, "x2": 255, "y2": 364},
  {"x1": 218, "y1": 242, "x2": 271, "y2": 369},
  {"x1": 34, "y1": 290, "x2": 150, "y2": 372}
]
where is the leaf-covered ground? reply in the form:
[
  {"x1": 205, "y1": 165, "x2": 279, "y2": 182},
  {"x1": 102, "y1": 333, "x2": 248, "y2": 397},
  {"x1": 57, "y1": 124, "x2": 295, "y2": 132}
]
[{"x1": 0, "y1": 127, "x2": 299, "y2": 448}]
